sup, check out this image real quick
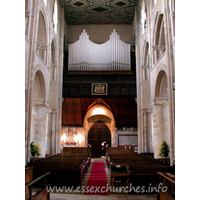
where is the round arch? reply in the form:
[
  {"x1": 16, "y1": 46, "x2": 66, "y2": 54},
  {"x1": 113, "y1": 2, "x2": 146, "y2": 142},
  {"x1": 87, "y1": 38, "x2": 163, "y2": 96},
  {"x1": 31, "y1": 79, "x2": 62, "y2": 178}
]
[
  {"x1": 31, "y1": 70, "x2": 47, "y2": 158},
  {"x1": 155, "y1": 70, "x2": 168, "y2": 98},
  {"x1": 33, "y1": 70, "x2": 46, "y2": 100},
  {"x1": 143, "y1": 40, "x2": 149, "y2": 66},
  {"x1": 33, "y1": 65, "x2": 49, "y2": 104},
  {"x1": 36, "y1": 8, "x2": 49, "y2": 64},
  {"x1": 153, "y1": 12, "x2": 166, "y2": 63}
]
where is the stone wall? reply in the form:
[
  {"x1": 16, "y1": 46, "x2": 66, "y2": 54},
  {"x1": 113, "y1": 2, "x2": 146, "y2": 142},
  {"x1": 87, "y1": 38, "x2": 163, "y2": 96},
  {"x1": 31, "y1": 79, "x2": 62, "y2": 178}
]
[
  {"x1": 25, "y1": 0, "x2": 64, "y2": 164},
  {"x1": 134, "y1": 0, "x2": 175, "y2": 165}
]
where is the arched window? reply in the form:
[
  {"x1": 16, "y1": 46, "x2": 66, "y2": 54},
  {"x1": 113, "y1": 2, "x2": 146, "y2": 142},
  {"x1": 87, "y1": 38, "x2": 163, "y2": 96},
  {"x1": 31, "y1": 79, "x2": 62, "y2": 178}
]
[
  {"x1": 43, "y1": 0, "x2": 47, "y2": 6},
  {"x1": 153, "y1": 13, "x2": 166, "y2": 64},
  {"x1": 141, "y1": 0, "x2": 147, "y2": 33},
  {"x1": 53, "y1": 0, "x2": 58, "y2": 34}
]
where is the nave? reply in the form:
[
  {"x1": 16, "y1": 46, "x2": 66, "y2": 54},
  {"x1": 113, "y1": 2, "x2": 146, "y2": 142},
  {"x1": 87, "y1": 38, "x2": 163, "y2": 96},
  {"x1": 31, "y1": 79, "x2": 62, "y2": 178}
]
[
  {"x1": 50, "y1": 158, "x2": 157, "y2": 200},
  {"x1": 26, "y1": 147, "x2": 174, "y2": 200}
]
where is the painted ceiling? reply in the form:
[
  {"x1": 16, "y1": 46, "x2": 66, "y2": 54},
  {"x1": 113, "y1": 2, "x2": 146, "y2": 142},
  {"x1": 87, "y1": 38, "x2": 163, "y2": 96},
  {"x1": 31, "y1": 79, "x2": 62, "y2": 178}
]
[{"x1": 60, "y1": 0, "x2": 139, "y2": 25}]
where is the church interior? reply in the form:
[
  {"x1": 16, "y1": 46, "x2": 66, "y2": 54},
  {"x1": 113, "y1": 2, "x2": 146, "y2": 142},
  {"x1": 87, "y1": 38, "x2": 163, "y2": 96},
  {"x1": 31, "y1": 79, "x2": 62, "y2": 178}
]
[{"x1": 24, "y1": 0, "x2": 176, "y2": 199}]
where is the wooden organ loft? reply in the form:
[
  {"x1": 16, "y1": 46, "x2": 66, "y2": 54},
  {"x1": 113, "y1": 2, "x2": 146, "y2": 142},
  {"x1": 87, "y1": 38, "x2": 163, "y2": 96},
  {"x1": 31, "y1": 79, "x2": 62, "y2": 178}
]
[{"x1": 62, "y1": 29, "x2": 137, "y2": 129}]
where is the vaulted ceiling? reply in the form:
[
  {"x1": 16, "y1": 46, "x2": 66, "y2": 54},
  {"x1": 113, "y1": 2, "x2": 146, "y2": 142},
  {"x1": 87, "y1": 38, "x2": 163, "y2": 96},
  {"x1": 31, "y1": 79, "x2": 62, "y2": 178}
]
[
  {"x1": 62, "y1": 97, "x2": 137, "y2": 127},
  {"x1": 60, "y1": 0, "x2": 139, "y2": 25}
]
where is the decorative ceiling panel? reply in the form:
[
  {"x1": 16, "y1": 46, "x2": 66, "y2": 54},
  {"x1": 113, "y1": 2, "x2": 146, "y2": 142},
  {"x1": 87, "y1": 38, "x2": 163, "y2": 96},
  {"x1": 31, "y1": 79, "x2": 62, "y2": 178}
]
[{"x1": 60, "y1": 0, "x2": 139, "y2": 25}]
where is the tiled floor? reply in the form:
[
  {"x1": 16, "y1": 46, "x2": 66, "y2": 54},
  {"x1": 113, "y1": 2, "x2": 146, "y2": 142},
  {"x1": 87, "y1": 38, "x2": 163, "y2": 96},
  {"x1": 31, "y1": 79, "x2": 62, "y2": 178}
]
[{"x1": 50, "y1": 158, "x2": 157, "y2": 200}]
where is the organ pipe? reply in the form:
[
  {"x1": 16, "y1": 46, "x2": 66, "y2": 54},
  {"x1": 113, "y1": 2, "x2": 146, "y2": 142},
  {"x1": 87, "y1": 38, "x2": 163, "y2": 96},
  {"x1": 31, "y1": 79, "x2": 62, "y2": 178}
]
[{"x1": 68, "y1": 29, "x2": 131, "y2": 71}]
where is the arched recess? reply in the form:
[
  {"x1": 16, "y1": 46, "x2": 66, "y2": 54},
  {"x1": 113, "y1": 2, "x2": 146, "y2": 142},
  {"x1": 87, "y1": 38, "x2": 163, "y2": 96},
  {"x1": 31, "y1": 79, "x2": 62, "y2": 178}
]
[
  {"x1": 153, "y1": 13, "x2": 166, "y2": 64},
  {"x1": 155, "y1": 70, "x2": 168, "y2": 98},
  {"x1": 83, "y1": 101, "x2": 116, "y2": 148},
  {"x1": 33, "y1": 70, "x2": 46, "y2": 101},
  {"x1": 152, "y1": 69, "x2": 170, "y2": 158},
  {"x1": 88, "y1": 121, "x2": 111, "y2": 157},
  {"x1": 36, "y1": 10, "x2": 48, "y2": 64},
  {"x1": 30, "y1": 70, "x2": 47, "y2": 158}
]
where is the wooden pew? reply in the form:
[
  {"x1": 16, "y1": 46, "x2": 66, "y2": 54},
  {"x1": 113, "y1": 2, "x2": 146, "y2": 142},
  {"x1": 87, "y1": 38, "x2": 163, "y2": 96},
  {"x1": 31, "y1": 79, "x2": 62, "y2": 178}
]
[
  {"x1": 157, "y1": 172, "x2": 175, "y2": 200},
  {"x1": 106, "y1": 148, "x2": 175, "y2": 194},
  {"x1": 28, "y1": 153, "x2": 91, "y2": 187},
  {"x1": 106, "y1": 146, "x2": 135, "y2": 155},
  {"x1": 25, "y1": 167, "x2": 33, "y2": 200},
  {"x1": 63, "y1": 147, "x2": 91, "y2": 155},
  {"x1": 25, "y1": 167, "x2": 50, "y2": 200}
]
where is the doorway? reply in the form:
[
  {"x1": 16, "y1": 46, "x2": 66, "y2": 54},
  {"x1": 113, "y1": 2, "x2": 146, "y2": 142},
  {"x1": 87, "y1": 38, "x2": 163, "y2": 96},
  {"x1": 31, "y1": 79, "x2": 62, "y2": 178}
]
[{"x1": 88, "y1": 121, "x2": 111, "y2": 158}]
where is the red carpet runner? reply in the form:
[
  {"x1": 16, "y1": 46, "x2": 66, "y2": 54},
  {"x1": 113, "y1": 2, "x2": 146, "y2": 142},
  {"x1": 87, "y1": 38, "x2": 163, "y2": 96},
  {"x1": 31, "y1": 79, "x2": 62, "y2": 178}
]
[{"x1": 85, "y1": 161, "x2": 110, "y2": 195}]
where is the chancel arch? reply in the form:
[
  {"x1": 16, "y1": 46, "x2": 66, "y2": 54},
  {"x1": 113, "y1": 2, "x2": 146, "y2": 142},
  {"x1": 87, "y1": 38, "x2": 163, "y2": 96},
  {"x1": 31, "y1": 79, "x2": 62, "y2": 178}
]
[{"x1": 83, "y1": 100, "x2": 116, "y2": 149}]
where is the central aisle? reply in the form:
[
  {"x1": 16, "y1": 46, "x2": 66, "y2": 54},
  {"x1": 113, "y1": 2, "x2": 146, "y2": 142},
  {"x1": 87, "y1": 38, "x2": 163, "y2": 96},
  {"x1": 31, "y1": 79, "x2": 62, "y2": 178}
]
[
  {"x1": 50, "y1": 157, "x2": 156, "y2": 199},
  {"x1": 85, "y1": 161, "x2": 110, "y2": 195}
]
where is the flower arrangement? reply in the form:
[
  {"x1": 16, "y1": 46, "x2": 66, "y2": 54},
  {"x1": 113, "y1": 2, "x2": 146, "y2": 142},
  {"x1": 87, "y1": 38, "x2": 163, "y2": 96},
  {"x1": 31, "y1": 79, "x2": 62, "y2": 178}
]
[
  {"x1": 158, "y1": 140, "x2": 170, "y2": 158},
  {"x1": 30, "y1": 141, "x2": 41, "y2": 156}
]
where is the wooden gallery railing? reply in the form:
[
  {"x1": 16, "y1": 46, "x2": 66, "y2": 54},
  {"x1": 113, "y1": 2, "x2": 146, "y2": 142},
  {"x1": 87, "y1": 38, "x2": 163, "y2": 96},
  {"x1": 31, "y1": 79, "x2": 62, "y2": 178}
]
[
  {"x1": 25, "y1": 171, "x2": 50, "y2": 200},
  {"x1": 157, "y1": 172, "x2": 175, "y2": 200}
]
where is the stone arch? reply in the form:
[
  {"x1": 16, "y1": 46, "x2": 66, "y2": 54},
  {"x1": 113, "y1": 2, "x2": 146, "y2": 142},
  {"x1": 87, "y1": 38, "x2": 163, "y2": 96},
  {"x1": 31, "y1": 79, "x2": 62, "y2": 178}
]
[
  {"x1": 33, "y1": 65, "x2": 49, "y2": 103},
  {"x1": 153, "y1": 12, "x2": 166, "y2": 64},
  {"x1": 33, "y1": 70, "x2": 46, "y2": 100},
  {"x1": 30, "y1": 69, "x2": 48, "y2": 158},
  {"x1": 155, "y1": 70, "x2": 168, "y2": 98},
  {"x1": 142, "y1": 40, "x2": 150, "y2": 81},
  {"x1": 36, "y1": 9, "x2": 49, "y2": 64},
  {"x1": 143, "y1": 40, "x2": 149, "y2": 66},
  {"x1": 152, "y1": 69, "x2": 170, "y2": 159},
  {"x1": 50, "y1": 37, "x2": 57, "y2": 80},
  {"x1": 83, "y1": 102, "x2": 116, "y2": 148}
]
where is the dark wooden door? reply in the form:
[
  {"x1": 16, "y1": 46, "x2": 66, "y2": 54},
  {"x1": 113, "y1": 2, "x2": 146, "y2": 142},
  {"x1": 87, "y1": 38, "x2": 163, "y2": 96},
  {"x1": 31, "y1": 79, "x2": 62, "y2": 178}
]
[{"x1": 88, "y1": 121, "x2": 111, "y2": 158}]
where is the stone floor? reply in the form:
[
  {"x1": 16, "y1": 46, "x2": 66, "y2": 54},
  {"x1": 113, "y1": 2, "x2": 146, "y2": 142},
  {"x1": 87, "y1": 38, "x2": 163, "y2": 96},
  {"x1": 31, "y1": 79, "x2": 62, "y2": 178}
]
[{"x1": 50, "y1": 158, "x2": 157, "y2": 200}]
